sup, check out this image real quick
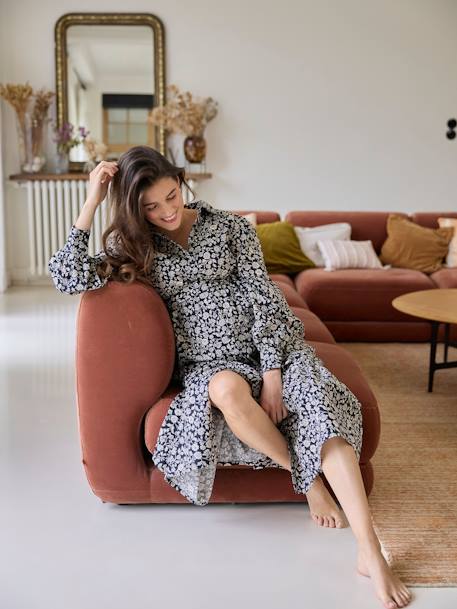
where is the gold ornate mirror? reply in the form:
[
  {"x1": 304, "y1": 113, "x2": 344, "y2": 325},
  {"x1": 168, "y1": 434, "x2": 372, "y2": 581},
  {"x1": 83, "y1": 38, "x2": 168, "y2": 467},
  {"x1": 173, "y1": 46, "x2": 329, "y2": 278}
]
[{"x1": 55, "y1": 12, "x2": 166, "y2": 171}]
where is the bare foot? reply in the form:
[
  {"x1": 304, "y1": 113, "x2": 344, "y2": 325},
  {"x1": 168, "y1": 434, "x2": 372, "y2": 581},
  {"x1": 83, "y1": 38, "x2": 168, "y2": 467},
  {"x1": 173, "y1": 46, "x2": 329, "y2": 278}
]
[
  {"x1": 305, "y1": 475, "x2": 349, "y2": 528},
  {"x1": 357, "y1": 543, "x2": 413, "y2": 608}
]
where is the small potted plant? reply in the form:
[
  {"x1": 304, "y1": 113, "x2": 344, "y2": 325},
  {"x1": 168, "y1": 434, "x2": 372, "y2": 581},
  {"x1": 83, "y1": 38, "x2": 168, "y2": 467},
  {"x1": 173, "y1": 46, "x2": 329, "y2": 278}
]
[
  {"x1": 52, "y1": 122, "x2": 89, "y2": 173},
  {"x1": 149, "y1": 84, "x2": 218, "y2": 166}
]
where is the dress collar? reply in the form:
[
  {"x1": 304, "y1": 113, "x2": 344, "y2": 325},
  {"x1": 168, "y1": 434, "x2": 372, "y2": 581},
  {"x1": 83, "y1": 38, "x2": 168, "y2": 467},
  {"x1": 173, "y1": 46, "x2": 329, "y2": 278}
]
[
  {"x1": 184, "y1": 199, "x2": 215, "y2": 215},
  {"x1": 148, "y1": 199, "x2": 215, "y2": 240}
]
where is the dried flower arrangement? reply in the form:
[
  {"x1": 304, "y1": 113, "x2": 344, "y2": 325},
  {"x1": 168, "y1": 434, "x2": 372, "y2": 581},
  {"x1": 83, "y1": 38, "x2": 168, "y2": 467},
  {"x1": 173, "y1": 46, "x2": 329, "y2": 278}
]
[
  {"x1": 149, "y1": 84, "x2": 218, "y2": 137},
  {"x1": 31, "y1": 88, "x2": 55, "y2": 159},
  {"x1": 0, "y1": 82, "x2": 33, "y2": 124},
  {"x1": 82, "y1": 136, "x2": 108, "y2": 172},
  {"x1": 0, "y1": 81, "x2": 54, "y2": 172}
]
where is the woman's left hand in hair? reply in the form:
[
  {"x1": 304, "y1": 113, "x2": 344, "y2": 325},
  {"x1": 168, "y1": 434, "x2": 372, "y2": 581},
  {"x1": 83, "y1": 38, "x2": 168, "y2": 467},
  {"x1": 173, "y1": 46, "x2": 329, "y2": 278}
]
[{"x1": 259, "y1": 369, "x2": 289, "y2": 425}]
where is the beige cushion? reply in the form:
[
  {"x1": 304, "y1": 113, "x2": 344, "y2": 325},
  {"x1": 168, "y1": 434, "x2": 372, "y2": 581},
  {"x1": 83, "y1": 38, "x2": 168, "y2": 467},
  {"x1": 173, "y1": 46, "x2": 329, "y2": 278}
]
[
  {"x1": 438, "y1": 217, "x2": 457, "y2": 267},
  {"x1": 317, "y1": 239, "x2": 385, "y2": 271},
  {"x1": 380, "y1": 214, "x2": 454, "y2": 274}
]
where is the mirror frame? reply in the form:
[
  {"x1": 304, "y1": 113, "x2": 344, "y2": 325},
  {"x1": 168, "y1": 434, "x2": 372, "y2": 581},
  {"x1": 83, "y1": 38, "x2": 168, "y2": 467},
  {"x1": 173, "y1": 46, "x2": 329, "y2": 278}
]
[{"x1": 55, "y1": 12, "x2": 166, "y2": 171}]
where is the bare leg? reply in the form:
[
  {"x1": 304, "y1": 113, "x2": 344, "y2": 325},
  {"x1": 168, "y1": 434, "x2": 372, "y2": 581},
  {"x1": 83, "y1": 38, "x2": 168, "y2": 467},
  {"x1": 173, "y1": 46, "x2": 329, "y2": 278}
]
[
  {"x1": 208, "y1": 370, "x2": 347, "y2": 528},
  {"x1": 208, "y1": 370, "x2": 292, "y2": 469},
  {"x1": 320, "y1": 437, "x2": 412, "y2": 609},
  {"x1": 209, "y1": 372, "x2": 413, "y2": 608}
]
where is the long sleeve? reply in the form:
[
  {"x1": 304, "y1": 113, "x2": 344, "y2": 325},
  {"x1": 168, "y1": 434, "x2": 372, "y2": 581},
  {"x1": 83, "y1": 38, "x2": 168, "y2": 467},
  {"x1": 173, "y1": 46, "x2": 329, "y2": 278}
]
[
  {"x1": 228, "y1": 213, "x2": 306, "y2": 374},
  {"x1": 48, "y1": 224, "x2": 110, "y2": 295}
]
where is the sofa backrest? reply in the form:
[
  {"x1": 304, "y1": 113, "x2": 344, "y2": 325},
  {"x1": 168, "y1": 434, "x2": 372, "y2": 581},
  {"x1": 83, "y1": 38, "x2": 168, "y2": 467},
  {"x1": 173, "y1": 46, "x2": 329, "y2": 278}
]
[
  {"x1": 233, "y1": 210, "x2": 281, "y2": 224},
  {"x1": 411, "y1": 211, "x2": 457, "y2": 228},
  {"x1": 232, "y1": 209, "x2": 457, "y2": 253},
  {"x1": 284, "y1": 211, "x2": 408, "y2": 253}
]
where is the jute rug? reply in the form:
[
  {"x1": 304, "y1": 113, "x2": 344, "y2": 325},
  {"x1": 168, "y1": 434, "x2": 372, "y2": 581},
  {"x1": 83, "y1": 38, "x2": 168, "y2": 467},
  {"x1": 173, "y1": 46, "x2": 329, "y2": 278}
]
[{"x1": 342, "y1": 342, "x2": 457, "y2": 587}]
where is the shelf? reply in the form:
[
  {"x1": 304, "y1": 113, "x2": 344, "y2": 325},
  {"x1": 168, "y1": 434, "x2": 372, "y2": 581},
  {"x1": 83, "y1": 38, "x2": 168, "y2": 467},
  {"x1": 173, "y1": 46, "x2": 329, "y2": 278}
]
[
  {"x1": 9, "y1": 173, "x2": 87, "y2": 181},
  {"x1": 9, "y1": 171, "x2": 213, "y2": 182}
]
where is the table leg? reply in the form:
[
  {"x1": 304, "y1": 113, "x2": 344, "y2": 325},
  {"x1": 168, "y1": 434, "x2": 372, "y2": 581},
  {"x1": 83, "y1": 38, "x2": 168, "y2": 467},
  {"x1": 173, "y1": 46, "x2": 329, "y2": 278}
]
[
  {"x1": 444, "y1": 323, "x2": 450, "y2": 363},
  {"x1": 428, "y1": 321, "x2": 439, "y2": 393}
]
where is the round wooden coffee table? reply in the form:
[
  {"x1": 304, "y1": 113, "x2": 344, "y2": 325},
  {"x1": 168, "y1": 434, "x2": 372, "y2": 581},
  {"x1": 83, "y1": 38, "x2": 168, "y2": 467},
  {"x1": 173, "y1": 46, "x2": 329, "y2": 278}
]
[{"x1": 392, "y1": 289, "x2": 457, "y2": 392}]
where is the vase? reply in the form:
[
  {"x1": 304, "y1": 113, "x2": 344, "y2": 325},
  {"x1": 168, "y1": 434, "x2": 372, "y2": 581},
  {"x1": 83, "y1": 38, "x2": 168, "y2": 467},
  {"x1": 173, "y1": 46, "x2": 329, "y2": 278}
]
[
  {"x1": 30, "y1": 117, "x2": 47, "y2": 172},
  {"x1": 183, "y1": 134, "x2": 206, "y2": 163},
  {"x1": 55, "y1": 151, "x2": 69, "y2": 174},
  {"x1": 15, "y1": 106, "x2": 33, "y2": 173},
  {"x1": 15, "y1": 102, "x2": 47, "y2": 173}
]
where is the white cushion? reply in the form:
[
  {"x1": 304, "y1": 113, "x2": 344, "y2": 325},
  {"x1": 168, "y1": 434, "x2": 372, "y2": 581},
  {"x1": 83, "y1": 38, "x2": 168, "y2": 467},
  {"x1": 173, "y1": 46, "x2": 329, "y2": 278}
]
[
  {"x1": 242, "y1": 212, "x2": 257, "y2": 226},
  {"x1": 317, "y1": 239, "x2": 388, "y2": 271},
  {"x1": 294, "y1": 222, "x2": 351, "y2": 266},
  {"x1": 438, "y1": 217, "x2": 457, "y2": 267}
]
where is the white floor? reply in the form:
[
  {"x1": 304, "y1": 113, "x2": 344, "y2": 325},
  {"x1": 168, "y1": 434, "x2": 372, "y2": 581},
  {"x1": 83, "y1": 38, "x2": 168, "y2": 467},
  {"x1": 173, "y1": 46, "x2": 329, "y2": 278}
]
[{"x1": 1, "y1": 285, "x2": 456, "y2": 609}]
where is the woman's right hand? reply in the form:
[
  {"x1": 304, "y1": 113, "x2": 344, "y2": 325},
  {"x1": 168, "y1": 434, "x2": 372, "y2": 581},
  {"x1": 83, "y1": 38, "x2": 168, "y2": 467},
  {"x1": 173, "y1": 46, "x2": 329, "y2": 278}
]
[{"x1": 86, "y1": 161, "x2": 119, "y2": 207}]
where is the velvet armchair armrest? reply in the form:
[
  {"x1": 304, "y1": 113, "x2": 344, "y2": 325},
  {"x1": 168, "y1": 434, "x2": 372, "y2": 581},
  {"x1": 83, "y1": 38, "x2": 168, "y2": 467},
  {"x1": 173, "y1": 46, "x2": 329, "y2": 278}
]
[{"x1": 75, "y1": 281, "x2": 175, "y2": 503}]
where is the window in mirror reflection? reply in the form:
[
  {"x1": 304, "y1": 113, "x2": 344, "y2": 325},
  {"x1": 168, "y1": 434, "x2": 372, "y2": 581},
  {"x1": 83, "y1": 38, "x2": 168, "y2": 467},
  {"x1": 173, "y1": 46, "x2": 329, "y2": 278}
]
[{"x1": 104, "y1": 96, "x2": 154, "y2": 155}]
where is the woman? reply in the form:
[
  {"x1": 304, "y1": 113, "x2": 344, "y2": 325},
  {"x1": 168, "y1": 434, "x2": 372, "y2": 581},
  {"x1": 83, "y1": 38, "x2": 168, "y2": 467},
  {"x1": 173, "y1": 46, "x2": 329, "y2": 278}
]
[{"x1": 48, "y1": 146, "x2": 412, "y2": 609}]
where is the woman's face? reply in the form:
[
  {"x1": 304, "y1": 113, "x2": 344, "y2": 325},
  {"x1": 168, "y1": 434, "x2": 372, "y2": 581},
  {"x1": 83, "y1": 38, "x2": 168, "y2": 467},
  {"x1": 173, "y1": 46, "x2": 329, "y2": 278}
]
[{"x1": 141, "y1": 176, "x2": 185, "y2": 232}]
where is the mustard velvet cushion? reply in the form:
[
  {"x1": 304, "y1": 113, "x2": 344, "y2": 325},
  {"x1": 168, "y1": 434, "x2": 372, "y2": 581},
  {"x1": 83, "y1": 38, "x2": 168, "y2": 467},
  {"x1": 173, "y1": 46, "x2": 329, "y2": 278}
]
[
  {"x1": 255, "y1": 221, "x2": 315, "y2": 274},
  {"x1": 380, "y1": 214, "x2": 454, "y2": 274}
]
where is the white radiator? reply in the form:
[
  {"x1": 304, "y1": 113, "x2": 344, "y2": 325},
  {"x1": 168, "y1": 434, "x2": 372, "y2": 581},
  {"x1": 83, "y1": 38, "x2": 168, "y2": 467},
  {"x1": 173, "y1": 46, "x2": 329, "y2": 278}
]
[{"x1": 24, "y1": 179, "x2": 109, "y2": 278}]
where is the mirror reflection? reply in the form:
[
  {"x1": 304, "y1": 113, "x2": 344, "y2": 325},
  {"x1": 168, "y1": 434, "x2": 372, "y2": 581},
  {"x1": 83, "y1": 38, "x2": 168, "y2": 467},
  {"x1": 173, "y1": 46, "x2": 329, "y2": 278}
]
[{"x1": 66, "y1": 24, "x2": 156, "y2": 162}]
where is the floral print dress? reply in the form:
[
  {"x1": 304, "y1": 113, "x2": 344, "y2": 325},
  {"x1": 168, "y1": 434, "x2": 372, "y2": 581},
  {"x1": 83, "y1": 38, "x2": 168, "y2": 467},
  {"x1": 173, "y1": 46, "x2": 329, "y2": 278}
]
[{"x1": 48, "y1": 199, "x2": 363, "y2": 506}]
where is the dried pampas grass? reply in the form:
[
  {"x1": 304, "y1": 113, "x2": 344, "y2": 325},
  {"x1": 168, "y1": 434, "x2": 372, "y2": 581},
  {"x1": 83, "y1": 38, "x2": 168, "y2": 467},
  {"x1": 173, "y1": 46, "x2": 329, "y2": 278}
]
[{"x1": 0, "y1": 81, "x2": 55, "y2": 171}]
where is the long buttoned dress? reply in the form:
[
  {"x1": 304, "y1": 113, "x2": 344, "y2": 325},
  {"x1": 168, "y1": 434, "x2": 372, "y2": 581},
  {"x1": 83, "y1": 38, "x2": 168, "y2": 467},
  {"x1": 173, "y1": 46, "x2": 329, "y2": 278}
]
[{"x1": 48, "y1": 199, "x2": 363, "y2": 506}]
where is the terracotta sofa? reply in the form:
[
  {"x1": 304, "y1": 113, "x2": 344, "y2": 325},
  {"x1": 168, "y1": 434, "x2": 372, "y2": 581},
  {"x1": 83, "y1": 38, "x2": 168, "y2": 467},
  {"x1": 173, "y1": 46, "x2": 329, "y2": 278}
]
[
  {"x1": 282, "y1": 210, "x2": 457, "y2": 342},
  {"x1": 77, "y1": 209, "x2": 380, "y2": 506}
]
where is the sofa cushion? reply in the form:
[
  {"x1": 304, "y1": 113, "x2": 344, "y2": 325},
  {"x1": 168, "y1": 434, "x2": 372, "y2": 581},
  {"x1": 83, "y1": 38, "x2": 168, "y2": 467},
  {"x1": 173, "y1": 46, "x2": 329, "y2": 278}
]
[
  {"x1": 242, "y1": 212, "x2": 257, "y2": 226},
  {"x1": 269, "y1": 273, "x2": 295, "y2": 288},
  {"x1": 438, "y1": 218, "x2": 457, "y2": 267},
  {"x1": 317, "y1": 239, "x2": 383, "y2": 271},
  {"x1": 429, "y1": 268, "x2": 457, "y2": 288},
  {"x1": 256, "y1": 221, "x2": 315, "y2": 274},
  {"x1": 294, "y1": 267, "x2": 435, "y2": 322},
  {"x1": 293, "y1": 222, "x2": 351, "y2": 266},
  {"x1": 233, "y1": 210, "x2": 280, "y2": 224},
  {"x1": 380, "y1": 214, "x2": 453, "y2": 274},
  {"x1": 324, "y1": 320, "x2": 434, "y2": 342},
  {"x1": 284, "y1": 211, "x2": 408, "y2": 253},
  {"x1": 291, "y1": 307, "x2": 336, "y2": 344},
  {"x1": 145, "y1": 386, "x2": 181, "y2": 456},
  {"x1": 273, "y1": 280, "x2": 310, "y2": 309},
  {"x1": 411, "y1": 211, "x2": 457, "y2": 229}
]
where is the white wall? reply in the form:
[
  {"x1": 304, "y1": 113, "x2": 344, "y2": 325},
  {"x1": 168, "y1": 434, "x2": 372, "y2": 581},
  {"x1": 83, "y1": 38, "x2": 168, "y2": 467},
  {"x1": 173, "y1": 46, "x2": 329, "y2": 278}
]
[
  {"x1": 2, "y1": 0, "x2": 457, "y2": 286},
  {"x1": 0, "y1": 0, "x2": 8, "y2": 291}
]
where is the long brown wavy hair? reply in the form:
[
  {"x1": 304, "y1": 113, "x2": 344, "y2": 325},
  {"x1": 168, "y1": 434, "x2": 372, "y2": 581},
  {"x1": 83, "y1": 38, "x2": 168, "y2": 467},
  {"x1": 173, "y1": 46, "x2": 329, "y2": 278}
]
[{"x1": 96, "y1": 145, "x2": 195, "y2": 287}]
